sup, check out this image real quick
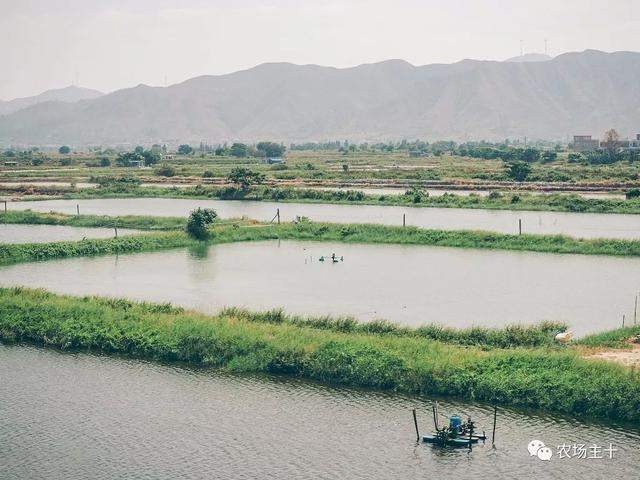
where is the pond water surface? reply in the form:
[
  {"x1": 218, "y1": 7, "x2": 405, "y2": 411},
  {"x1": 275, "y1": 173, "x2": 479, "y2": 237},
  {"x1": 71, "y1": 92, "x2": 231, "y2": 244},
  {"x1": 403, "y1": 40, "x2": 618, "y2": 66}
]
[
  {"x1": 1, "y1": 345, "x2": 638, "y2": 480},
  {"x1": 8, "y1": 197, "x2": 640, "y2": 239},
  {"x1": 1, "y1": 240, "x2": 638, "y2": 335},
  {"x1": 0, "y1": 223, "x2": 138, "y2": 244}
]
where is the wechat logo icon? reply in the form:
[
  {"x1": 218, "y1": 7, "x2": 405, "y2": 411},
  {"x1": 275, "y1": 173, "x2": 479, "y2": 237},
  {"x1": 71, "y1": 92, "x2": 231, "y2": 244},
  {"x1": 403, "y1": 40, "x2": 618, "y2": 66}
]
[{"x1": 528, "y1": 439, "x2": 553, "y2": 461}]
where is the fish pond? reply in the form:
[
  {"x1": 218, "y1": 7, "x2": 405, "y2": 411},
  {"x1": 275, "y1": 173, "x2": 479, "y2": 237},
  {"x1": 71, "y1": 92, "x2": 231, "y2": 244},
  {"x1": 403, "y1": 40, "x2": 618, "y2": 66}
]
[
  {"x1": 0, "y1": 223, "x2": 138, "y2": 244},
  {"x1": 1, "y1": 344, "x2": 638, "y2": 480},
  {"x1": 8, "y1": 197, "x2": 640, "y2": 239},
  {"x1": 1, "y1": 240, "x2": 638, "y2": 335}
]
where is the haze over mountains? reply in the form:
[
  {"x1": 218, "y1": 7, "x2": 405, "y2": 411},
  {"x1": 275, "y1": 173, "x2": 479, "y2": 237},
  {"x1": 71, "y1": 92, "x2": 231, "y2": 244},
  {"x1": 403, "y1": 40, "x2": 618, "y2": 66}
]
[
  {"x1": 0, "y1": 86, "x2": 103, "y2": 117},
  {"x1": 1, "y1": 50, "x2": 639, "y2": 146}
]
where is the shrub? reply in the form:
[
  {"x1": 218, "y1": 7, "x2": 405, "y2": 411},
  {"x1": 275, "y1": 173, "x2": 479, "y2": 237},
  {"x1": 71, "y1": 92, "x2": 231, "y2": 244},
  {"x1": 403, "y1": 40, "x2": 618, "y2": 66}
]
[
  {"x1": 626, "y1": 188, "x2": 640, "y2": 200},
  {"x1": 155, "y1": 164, "x2": 176, "y2": 177},
  {"x1": 186, "y1": 208, "x2": 218, "y2": 240},
  {"x1": 202, "y1": 170, "x2": 214, "y2": 178},
  {"x1": 506, "y1": 161, "x2": 531, "y2": 182}
]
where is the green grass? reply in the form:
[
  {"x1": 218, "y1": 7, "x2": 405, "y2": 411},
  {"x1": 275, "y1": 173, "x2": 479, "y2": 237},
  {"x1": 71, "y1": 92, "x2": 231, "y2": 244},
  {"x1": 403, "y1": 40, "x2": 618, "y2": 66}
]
[
  {"x1": 577, "y1": 325, "x2": 640, "y2": 349},
  {"x1": 3, "y1": 219, "x2": 640, "y2": 267},
  {"x1": 229, "y1": 221, "x2": 640, "y2": 257},
  {"x1": 9, "y1": 182, "x2": 640, "y2": 214},
  {"x1": 0, "y1": 231, "x2": 193, "y2": 265},
  {"x1": 0, "y1": 210, "x2": 187, "y2": 230},
  {"x1": 220, "y1": 307, "x2": 567, "y2": 349},
  {"x1": 0, "y1": 287, "x2": 638, "y2": 422}
]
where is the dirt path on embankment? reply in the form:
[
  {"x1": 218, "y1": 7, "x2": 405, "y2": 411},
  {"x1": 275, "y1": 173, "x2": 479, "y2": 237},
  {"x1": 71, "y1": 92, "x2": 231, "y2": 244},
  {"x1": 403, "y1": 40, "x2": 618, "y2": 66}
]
[{"x1": 585, "y1": 343, "x2": 640, "y2": 368}]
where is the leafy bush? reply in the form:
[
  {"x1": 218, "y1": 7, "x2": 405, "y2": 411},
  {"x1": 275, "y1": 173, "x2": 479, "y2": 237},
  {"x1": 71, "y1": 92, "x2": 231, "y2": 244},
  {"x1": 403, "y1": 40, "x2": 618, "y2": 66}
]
[
  {"x1": 185, "y1": 208, "x2": 218, "y2": 240},
  {"x1": 626, "y1": 188, "x2": 640, "y2": 200},
  {"x1": 155, "y1": 164, "x2": 176, "y2": 177},
  {"x1": 202, "y1": 170, "x2": 214, "y2": 178}
]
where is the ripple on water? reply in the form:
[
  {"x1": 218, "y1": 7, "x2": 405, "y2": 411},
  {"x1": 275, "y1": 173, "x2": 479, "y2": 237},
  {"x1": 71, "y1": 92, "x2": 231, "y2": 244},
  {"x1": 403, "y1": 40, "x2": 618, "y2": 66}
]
[{"x1": 1, "y1": 345, "x2": 639, "y2": 480}]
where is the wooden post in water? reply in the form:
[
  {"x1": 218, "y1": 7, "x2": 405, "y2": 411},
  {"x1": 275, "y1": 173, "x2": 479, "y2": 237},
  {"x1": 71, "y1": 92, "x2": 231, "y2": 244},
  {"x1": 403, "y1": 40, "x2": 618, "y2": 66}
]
[
  {"x1": 412, "y1": 409, "x2": 420, "y2": 442},
  {"x1": 622, "y1": 314, "x2": 626, "y2": 328},
  {"x1": 2, "y1": 200, "x2": 6, "y2": 213},
  {"x1": 277, "y1": 208, "x2": 280, "y2": 224},
  {"x1": 114, "y1": 226, "x2": 118, "y2": 238},
  {"x1": 403, "y1": 213, "x2": 406, "y2": 227},
  {"x1": 492, "y1": 406, "x2": 497, "y2": 446},
  {"x1": 518, "y1": 219, "x2": 522, "y2": 235},
  {"x1": 76, "y1": 204, "x2": 80, "y2": 216},
  {"x1": 635, "y1": 294, "x2": 638, "y2": 325}
]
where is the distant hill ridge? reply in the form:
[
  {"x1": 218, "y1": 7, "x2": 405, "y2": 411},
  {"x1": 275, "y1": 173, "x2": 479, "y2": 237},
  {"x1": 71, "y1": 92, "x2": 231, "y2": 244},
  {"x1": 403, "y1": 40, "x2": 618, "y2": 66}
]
[
  {"x1": 0, "y1": 85, "x2": 104, "y2": 116},
  {"x1": 1, "y1": 50, "x2": 639, "y2": 145}
]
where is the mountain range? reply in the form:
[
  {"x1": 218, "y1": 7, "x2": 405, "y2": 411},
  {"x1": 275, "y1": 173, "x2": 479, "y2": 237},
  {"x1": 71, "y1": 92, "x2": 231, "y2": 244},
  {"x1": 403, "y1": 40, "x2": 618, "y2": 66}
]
[
  {"x1": 1, "y1": 50, "x2": 639, "y2": 145},
  {"x1": 0, "y1": 85, "x2": 103, "y2": 117}
]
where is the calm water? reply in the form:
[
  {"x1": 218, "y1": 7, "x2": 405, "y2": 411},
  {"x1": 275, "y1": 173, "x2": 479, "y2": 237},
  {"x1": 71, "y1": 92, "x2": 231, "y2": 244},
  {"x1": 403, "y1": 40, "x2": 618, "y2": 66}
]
[
  {"x1": 8, "y1": 197, "x2": 640, "y2": 239},
  {"x1": 0, "y1": 224, "x2": 138, "y2": 244},
  {"x1": 2, "y1": 240, "x2": 639, "y2": 335},
  {"x1": 1, "y1": 345, "x2": 638, "y2": 480}
]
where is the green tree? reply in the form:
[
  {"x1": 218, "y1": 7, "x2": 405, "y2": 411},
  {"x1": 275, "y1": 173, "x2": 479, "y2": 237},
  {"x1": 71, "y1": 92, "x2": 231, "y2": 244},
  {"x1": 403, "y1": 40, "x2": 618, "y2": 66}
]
[
  {"x1": 58, "y1": 146, "x2": 71, "y2": 154},
  {"x1": 602, "y1": 129, "x2": 621, "y2": 161},
  {"x1": 115, "y1": 151, "x2": 142, "y2": 167},
  {"x1": 227, "y1": 167, "x2": 264, "y2": 189},
  {"x1": 256, "y1": 141, "x2": 286, "y2": 158},
  {"x1": 541, "y1": 151, "x2": 557, "y2": 163},
  {"x1": 229, "y1": 143, "x2": 248, "y2": 158},
  {"x1": 177, "y1": 144, "x2": 193, "y2": 155},
  {"x1": 142, "y1": 150, "x2": 161, "y2": 166},
  {"x1": 506, "y1": 161, "x2": 531, "y2": 182},
  {"x1": 134, "y1": 146, "x2": 144, "y2": 155},
  {"x1": 186, "y1": 208, "x2": 218, "y2": 240}
]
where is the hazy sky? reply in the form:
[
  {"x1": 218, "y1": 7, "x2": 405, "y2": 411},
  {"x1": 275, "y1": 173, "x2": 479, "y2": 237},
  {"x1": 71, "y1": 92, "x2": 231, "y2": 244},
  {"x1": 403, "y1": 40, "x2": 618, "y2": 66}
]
[{"x1": 2, "y1": 0, "x2": 640, "y2": 100}]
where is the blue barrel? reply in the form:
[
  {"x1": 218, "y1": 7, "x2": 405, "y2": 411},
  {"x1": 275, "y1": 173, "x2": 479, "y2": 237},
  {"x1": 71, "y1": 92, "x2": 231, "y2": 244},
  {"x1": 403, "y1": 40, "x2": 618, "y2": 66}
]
[{"x1": 449, "y1": 415, "x2": 462, "y2": 432}]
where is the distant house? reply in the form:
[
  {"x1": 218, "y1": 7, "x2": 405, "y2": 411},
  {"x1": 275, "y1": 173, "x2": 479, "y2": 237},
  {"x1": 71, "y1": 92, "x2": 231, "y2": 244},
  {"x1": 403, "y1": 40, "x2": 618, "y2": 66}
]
[
  {"x1": 628, "y1": 133, "x2": 640, "y2": 150},
  {"x1": 128, "y1": 160, "x2": 144, "y2": 168},
  {"x1": 3, "y1": 161, "x2": 18, "y2": 166},
  {"x1": 571, "y1": 135, "x2": 599, "y2": 152},
  {"x1": 265, "y1": 157, "x2": 285, "y2": 164}
]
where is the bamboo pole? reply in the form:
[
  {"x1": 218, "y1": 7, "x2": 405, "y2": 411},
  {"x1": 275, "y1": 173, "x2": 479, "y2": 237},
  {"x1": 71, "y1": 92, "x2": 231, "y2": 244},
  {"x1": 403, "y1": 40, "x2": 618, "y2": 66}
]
[
  {"x1": 492, "y1": 406, "x2": 497, "y2": 445},
  {"x1": 412, "y1": 409, "x2": 420, "y2": 442}
]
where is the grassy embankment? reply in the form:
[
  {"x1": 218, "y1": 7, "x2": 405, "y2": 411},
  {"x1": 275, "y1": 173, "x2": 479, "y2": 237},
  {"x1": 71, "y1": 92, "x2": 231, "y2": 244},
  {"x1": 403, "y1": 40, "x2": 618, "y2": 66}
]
[
  {"x1": 0, "y1": 210, "x2": 254, "y2": 231},
  {"x1": 7, "y1": 182, "x2": 640, "y2": 214},
  {"x1": 0, "y1": 287, "x2": 638, "y2": 423},
  {"x1": 4, "y1": 213, "x2": 640, "y2": 266}
]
